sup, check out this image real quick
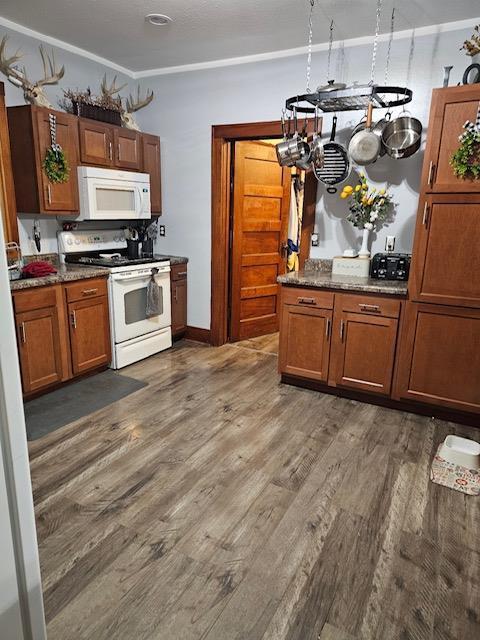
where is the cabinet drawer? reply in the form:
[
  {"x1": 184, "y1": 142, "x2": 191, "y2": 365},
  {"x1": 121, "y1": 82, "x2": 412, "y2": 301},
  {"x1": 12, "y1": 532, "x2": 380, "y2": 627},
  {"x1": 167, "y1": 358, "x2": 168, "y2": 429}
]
[
  {"x1": 171, "y1": 264, "x2": 188, "y2": 281},
  {"x1": 282, "y1": 286, "x2": 334, "y2": 310},
  {"x1": 64, "y1": 278, "x2": 108, "y2": 303},
  {"x1": 13, "y1": 285, "x2": 58, "y2": 313},
  {"x1": 338, "y1": 293, "x2": 400, "y2": 319}
]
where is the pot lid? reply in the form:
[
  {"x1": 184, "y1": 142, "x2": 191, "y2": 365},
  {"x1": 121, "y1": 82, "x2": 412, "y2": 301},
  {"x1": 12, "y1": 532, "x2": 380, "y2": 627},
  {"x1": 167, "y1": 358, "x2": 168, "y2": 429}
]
[{"x1": 316, "y1": 79, "x2": 347, "y2": 93}]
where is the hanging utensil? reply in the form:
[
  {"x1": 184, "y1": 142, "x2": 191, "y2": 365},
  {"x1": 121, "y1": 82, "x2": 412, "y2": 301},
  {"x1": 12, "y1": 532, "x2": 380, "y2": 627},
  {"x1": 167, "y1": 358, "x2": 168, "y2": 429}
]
[
  {"x1": 316, "y1": 21, "x2": 346, "y2": 93},
  {"x1": 314, "y1": 115, "x2": 350, "y2": 192},
  {"x1": 348, "y1": 102, "x2": 381, "y2": 165},
  {"x1": 310, "y1": 106, "x2": 324, "y2": 170}
]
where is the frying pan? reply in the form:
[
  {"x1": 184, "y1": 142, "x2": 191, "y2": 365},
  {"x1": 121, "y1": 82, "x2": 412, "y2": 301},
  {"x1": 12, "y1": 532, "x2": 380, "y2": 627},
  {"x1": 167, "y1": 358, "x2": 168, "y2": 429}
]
[
  {"x1": 313, "y1": 115, "x2": 350, "y2": 193},
  {"x1": 348, "y1": 102, "x2": 381, "y2": 166}
]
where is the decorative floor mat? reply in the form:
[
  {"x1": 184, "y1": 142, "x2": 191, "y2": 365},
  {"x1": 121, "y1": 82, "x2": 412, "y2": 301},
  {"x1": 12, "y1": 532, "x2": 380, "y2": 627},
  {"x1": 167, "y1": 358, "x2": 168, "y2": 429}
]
[{"x1": 430, "y1": 445, "x2": 480, "y2": 496}]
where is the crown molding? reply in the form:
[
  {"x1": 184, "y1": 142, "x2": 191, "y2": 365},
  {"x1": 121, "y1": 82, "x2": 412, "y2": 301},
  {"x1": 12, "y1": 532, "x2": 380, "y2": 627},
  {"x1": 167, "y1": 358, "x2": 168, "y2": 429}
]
[
  {"x1": 0, "y1": 15, "x2": 135, "y2": 78},
  {"x1": 0, "y1": 14, "x2": 478, "y2": 80}
]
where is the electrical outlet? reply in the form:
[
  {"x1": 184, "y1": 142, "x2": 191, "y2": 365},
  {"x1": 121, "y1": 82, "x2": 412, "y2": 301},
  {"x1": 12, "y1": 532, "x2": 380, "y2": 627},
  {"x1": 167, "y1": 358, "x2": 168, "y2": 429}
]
[
  {"x1": 385, "y1": 235, "x2": 395, "y2": 252},
  {"x1": 311, "y1": 233, "x2": 319, "y2": 247},
  {"x1": 159, "y1": 225, "x2": 166, "y2": 237}
]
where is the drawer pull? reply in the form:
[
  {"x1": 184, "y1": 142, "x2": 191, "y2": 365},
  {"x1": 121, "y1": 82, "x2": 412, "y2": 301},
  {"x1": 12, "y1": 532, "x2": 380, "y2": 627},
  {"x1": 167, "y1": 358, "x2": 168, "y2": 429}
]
[
  {"x1": 20, "y1": 322, "x2": 26, "y2": 343},
  {"x1": 422, "y1": 202, "x2": 429, "y2": 228},
  {"x1": 82, "y1": 288, "x2": 98, "y2": 296},
  {"x1": 298, "y1": 297, "x2": 316, "y2": 306},
  {"x1": 176, "y1": 271, "x2": 187, "y2": 277},
  {"x1": 427, "y1": 160, "x2": 435, "y2": 186},
  {"x1": 325, "y1": 317, "x2": 331, "y2": 339},
  {"x1": 340, "y1": 319, "x2": 345, "y2": 342},
  {"x1": 359, "y1": 303, "x2": 380, "y2": 313},
  {"x1": 70, "y1": 311, "x2": 77, "y2": 329}
]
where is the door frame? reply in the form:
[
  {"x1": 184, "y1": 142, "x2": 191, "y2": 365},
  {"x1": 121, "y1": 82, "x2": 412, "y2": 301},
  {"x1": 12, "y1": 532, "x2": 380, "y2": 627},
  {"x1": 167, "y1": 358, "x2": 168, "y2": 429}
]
[{"x1": 210, "y1": 118, "x2": 318, "y2": 347}]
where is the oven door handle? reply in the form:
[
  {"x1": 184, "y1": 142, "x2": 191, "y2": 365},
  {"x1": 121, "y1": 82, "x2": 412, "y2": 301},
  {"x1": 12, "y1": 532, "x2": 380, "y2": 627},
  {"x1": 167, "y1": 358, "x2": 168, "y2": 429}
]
[{"x1": 111, "y1": 271, "x2": 169, "y2": 282}]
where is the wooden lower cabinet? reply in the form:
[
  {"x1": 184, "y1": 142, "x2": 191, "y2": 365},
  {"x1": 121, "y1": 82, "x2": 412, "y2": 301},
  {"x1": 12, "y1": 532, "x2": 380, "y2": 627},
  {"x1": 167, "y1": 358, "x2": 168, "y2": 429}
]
[
  {"x1": 13, "y1": 277, "x2": 111, "y2": 396},
  {"x1": 396, "y1": 302, "x2": 480, "y2": 413},
  {"x1": 68, "y1": 296, "x2": 111, "y2": 375},
  {"x1": 15, "y1": 306, "x2": 64, "y2": 394},
  {"x1": 279, "y1": 304, "x2": 332, "y2": 381},
  {"x1": 171, "y1": 263, "x2": 188, "y2": 338}
]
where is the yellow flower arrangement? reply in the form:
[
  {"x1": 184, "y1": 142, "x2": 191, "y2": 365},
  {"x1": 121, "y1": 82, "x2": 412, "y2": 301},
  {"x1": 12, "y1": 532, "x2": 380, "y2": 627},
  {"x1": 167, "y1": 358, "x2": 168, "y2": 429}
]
[{"x1": 340, "y1": 175, "x2": 393, "y2": 230}]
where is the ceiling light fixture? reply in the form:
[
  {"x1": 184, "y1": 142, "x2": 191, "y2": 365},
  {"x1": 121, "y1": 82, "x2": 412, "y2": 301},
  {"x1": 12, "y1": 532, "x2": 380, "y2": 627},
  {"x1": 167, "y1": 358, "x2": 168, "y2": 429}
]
[{"x1": 145, "y1": 13, "x2": 172, "y2": 26}]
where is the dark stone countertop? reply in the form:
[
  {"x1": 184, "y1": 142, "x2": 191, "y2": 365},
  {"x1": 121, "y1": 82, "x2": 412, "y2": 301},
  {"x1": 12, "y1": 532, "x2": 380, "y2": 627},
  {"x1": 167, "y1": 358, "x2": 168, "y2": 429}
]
[
  {"x1": 278, "y1": 270, "x2": 408, "y2": 296},
  {"x1": 10, "y1": 265, "x2": 110, "y2": 291},
  {"x1": 154, "y1": 254, "x2": 188, "y2": 265}
]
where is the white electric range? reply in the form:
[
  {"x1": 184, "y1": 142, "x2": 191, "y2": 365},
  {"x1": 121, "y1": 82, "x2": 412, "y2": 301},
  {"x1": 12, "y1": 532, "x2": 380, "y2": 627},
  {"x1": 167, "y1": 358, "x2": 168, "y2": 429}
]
[{"x1": 58, "y1": 230, "x2": 172, "y2": 369}]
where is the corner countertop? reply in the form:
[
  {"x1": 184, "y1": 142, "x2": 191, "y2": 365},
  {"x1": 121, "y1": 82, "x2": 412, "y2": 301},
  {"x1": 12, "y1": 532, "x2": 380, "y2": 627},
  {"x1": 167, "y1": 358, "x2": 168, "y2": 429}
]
[
  {"x1": 10, "y1": 265, "x2": 110, "y2": 292},
  {"x1": 154, "y1": 254, "x2": 188, "y2": 265},
  {"x1": 278, "y1": 270, "x2": 408, "y2": 296}
]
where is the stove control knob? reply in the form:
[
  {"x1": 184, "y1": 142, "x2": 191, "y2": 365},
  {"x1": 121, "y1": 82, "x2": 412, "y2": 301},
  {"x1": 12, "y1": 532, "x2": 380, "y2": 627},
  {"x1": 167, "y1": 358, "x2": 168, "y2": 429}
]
[
  {"x1": 75, "y1": 239, "x2": 81, "y2": 245},
  {"x1": 114, "y1": 236, "x2": 119, "y2": 242},
  {"x1": 66, "y1": 239, "x2": 73, "y2": 245}
]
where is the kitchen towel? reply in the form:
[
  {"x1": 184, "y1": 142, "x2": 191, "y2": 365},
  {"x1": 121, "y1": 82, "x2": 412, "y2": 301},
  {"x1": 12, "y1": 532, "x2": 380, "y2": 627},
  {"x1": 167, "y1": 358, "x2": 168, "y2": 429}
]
[{"x1": 146, "y1": 269, "x2": 163, "y2": 318}]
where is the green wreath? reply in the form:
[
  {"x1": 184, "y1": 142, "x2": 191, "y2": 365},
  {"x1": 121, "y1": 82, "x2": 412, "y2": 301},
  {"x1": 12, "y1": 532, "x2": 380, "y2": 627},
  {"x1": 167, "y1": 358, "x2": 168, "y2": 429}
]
[
  {"x1": 450, "y1": 122, "x2": 480, "y2": 180},
  {"x1": 43, "y1": 147, "x2": 70, "y2": 183}
]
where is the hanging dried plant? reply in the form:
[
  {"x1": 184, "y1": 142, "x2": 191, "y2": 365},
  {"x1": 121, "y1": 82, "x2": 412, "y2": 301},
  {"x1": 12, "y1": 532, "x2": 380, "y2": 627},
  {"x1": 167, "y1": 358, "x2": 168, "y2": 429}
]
[
  {"x1": 61, "y1": 87, "x2": 123, "y2": 113},
  {"x1": 461, "y1": 25, "x2": 480, "y2": 57}
]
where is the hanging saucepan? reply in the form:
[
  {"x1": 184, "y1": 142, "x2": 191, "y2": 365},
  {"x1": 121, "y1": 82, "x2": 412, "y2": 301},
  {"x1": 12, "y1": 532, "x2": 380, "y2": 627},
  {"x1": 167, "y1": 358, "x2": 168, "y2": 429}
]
[
  {"x1": 371, "y1": 111, "x2": 391, "y2": 157},
  {"x1": 276, "y1": 111, "x2": 296, "y2": 167},
  {"x1": 381, "y1": 111, "x2": 423, "y2": 159},
  {"x1": 348, "y1": 102, "x2": 381, "y2": 166},
  {"x1": 313, "y1": 115, "x2": 350, "y2": 193},
  {"x1": 294, "y1": 115, "x2": 312, "y2": 170},
  {"x1": 310, "y1": 106, "x2": 324, "y2": 170}
]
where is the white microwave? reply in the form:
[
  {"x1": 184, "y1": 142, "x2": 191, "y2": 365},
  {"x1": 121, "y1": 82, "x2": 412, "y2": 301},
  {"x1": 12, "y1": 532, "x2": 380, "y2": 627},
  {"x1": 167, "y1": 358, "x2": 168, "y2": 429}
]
[{"x1": 77, "y1": 166, "x2": 151, "y2": 220}]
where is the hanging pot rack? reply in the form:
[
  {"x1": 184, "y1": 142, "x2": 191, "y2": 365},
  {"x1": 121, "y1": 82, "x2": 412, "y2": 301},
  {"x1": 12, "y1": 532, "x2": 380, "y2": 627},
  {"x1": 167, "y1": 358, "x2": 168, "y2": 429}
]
[{"x1": 285, "y1": 84, "x2": 413, "y2": 114}]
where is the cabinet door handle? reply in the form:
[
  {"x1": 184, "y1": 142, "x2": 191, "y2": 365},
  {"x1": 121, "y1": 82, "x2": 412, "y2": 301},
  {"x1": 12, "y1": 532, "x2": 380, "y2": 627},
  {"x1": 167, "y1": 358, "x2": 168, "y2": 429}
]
[
  {"x1": 359, "y1": 303, "x2": 380, "y2": 313},
  {"x1": 20, "y1": 322, "x2": 26, "y2": 343},
  {"x1": 427, "y1": 161, "x2": 435, "y2": 186},
  {"x1": 325, "y1": 317, "x2": 331, "y2": 339},
  {"x1": 47, "y1": 184, "x2": 52, "y2": 204},
  {"x1": 298, "y1": 297, "x2": 316, "y2": 306},
  {"x1": 422, "y1": 202, "x2": 430, "y2": 228},
  {"x1": 82, "y1": 288, "x2": 98, "y2": 296},
  {"x1": 117, "y1": 144, "x2": 121, "y2": 159},
  {"x1": 70, "y1": 311, "x2": 77, "y2": 329},
  {"x1": 174, "y1": 285, "x2": 178, "y2": 302},
  {"x1": 109, "y1": 141, "x2": 113, "y2": 161},
  {"x1": 340, "y1": 319, "x2": 345, "y2": 342}
]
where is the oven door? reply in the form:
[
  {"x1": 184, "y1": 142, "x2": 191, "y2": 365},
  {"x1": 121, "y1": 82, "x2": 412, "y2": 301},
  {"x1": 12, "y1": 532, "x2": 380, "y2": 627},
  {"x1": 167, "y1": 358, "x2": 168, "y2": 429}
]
[{"x1": 110, "y1": 269, "x2": 171, "y2": 344}]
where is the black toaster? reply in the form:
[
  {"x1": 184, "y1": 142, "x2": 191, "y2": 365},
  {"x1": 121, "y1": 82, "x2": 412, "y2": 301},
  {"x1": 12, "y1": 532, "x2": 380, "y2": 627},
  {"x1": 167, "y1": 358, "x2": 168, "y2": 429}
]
[{"x1": 370, "y1": 253, "x2": 411, "y2": 281}]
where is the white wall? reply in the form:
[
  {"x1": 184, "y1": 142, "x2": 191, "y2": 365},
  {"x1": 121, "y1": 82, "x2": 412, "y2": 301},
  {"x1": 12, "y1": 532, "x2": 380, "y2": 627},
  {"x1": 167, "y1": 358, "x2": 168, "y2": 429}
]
[
  {"x1": 1, "y1": 24, "x2": 132, "y2": 256},
  {"x1": 137, "y1": 24, "x2": 476, "y2": 329}
]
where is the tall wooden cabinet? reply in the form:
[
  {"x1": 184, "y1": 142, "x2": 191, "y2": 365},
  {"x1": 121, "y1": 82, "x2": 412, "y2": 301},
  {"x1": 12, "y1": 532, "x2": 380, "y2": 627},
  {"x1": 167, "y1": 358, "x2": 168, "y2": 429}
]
[
  {"x1": 171, "y1": 263, "x2": 188, "y2": 339},
  {"x1": 397, "y1": 85, "x2": 480, "y2": 414}
]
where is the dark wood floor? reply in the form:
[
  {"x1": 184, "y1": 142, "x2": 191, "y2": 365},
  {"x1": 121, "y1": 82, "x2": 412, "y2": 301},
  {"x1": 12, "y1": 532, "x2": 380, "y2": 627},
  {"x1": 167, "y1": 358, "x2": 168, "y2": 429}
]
[{"x1": 28, "y1": 334, "x2": 480, "y2": 640}]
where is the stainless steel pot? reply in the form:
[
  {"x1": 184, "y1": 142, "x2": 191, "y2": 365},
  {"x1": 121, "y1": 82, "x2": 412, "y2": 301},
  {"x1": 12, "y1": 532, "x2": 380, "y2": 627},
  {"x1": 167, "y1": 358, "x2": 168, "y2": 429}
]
[
  {"x1": 310, "y1": 107, "x2": 324, "y2": 170},
  {"x1": 382, "y1": 114, "x2": 422, "y2": 159}
]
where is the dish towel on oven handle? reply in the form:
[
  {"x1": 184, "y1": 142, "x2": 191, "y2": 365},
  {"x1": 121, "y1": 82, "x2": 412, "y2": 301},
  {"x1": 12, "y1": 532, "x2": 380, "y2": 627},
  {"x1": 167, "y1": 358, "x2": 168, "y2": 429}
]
[{"x1": 146, "y1": 268, "x2": 163, "y2": 318}]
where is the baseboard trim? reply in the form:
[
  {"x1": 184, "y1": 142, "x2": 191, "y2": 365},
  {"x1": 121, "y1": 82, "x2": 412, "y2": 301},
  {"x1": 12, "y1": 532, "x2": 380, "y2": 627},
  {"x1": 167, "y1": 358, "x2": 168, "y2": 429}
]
[
  {"x1": 184, "y1": 326, "x2": 212, "y2": 344},
  {"x1": 281, "y1": 374, "x2": 480, "y2": 428}
]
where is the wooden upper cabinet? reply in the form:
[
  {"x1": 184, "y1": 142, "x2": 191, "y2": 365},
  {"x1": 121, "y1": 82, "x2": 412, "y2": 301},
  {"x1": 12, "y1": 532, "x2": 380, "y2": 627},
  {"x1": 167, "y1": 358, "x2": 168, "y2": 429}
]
[
  {"x1": 422, "y1": 85, "x2": 480, "y2": 193},
  {"x1": 329, "y1": 300, "x2": 399, "y2": 396},
  {"x1": 409, "y1": 194, "x2": 480, "y2": 308},
  {"x1": 8, "y1": 106, "x2": 79, "y2": 214},
  {"x1": 396, "y1": 302, "x2": 480, "y2": 413},
  {"x1": 142, "y1": 133, "x2": 161, "y2": 213},
  {"x1": 114, "y1": 128, "x2": 141, "y2": 170},
  {"x1": 79, "y1": 119, "x2": 113, "y2": 166}
]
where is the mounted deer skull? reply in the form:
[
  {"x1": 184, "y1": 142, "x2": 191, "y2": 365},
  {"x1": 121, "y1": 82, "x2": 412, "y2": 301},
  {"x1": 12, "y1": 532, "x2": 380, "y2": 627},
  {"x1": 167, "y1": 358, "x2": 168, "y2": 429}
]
[
  {"x1": 0, "y1": 36, "x2": 64, "y2": 109},
  {"x1": 122, "y1": 85, "x2": 154, "y2": 131}
]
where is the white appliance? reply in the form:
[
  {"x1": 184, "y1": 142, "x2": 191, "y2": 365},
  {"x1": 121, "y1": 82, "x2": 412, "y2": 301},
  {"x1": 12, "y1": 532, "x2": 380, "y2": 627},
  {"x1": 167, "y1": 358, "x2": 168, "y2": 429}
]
[
  {"x1": 58, "y1": 230, "x2": 171, "y2": 369},
  {"x1": 77, "y1": 166, "x2": 151, "y2": 221}
]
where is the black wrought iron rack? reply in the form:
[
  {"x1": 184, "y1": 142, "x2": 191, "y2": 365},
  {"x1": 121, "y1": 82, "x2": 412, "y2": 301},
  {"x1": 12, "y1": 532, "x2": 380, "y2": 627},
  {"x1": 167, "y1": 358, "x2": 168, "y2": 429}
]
[{"x1": 285, "y1": 84, "x2": 413, "y2": 114}]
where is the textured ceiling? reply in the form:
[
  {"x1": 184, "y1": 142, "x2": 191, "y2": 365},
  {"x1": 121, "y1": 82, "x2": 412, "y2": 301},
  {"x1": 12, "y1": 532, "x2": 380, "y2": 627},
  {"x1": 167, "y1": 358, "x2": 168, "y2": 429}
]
[{"x1": 0, "y1": 0, "x2": 479, "y2": 72}]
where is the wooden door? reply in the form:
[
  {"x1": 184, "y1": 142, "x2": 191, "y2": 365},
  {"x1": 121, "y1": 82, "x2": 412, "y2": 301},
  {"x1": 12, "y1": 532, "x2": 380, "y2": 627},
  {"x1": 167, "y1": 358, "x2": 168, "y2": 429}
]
[
  {"x1": 171, "y1": 278, "x2": 187, "y2": 337},
  {"x1": 422, "y1": 85, "x2": 480, "y2": 193},
  {"x1": 330, "y1": 309, "x2": 398, "y2": 396},
  {"x1": 0, "y1": 83, "x2": 18, "y2": 245},
  {"x1": 409, "y1": 194, "x2": 480, "y2": 308},
  {"x1": 78, "y1": 119, "x2": 113, "y2": 166},
  {"x1": 396, "y1": 302, "x2": 480, "y2": 413},
  {"x1": 279, "y1": 304, "x2": 332, "y2": 382},
  {"x1": 114, "y1": 128, "x2": 141, "y2": 170},
  {"x1": 16, "y1": 306, "x2": 63, "y2": 393},
  {"x1": 36, "y1": 109, "x2": 80, "y2": 212},
  {"x1": 142, "y1": 133, "x2": 161, "y2": 213},
  {"x1": 230, "y1": 141, "x2": 290, "y2": 341},
  {"x1": 68, "y1": 296, "x2": 111, "y2": 375}
]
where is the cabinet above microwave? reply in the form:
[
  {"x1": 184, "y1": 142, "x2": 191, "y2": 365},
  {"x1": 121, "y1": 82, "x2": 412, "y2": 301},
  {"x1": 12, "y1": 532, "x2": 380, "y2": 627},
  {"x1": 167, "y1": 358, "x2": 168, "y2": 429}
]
[{"x1": 7, "y1": 105, "x2": 162, "y2": 216}]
